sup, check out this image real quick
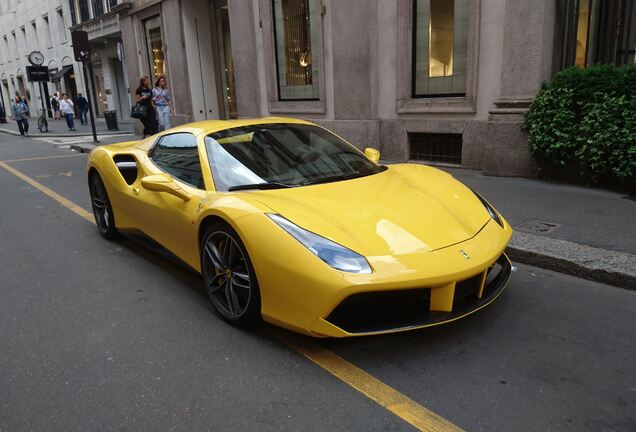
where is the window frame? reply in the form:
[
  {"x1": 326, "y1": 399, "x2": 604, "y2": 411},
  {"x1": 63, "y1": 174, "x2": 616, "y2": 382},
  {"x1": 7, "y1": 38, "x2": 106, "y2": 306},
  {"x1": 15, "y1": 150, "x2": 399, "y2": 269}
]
[
  {"x1": 142, "y1": 15, "x2": 165, "y2": 86},
  {"x1": 396, "y1": 0, "x2": 480, "y2": 114},
  {"x1": 259, "y1": 0, "x2": 326, "y2": 114},
  {"x1": 148, "y1": 132, "x2": 206, "y2": 190}
]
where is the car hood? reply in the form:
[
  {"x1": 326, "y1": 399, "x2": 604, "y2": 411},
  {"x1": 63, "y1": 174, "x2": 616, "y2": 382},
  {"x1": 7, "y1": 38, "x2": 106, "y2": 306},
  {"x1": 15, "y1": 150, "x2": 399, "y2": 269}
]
[{"x1": 247, "y1": 164, "x2": 491, "y2": 257}]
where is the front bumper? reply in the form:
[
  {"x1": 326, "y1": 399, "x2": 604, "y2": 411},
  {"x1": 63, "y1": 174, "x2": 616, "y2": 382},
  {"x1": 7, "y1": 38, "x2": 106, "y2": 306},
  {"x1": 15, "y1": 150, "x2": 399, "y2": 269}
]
[{"x1": 313, "y1": 253, "x2": 511, "y2": 336}]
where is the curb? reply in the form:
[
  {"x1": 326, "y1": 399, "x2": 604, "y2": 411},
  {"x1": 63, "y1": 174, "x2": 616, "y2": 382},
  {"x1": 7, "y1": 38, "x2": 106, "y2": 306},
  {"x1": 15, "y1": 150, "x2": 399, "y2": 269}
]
[
  {"x1": 70, "y1": 143, "x2": 97, "y2": 153},
  {"x1": 506, "y1": 231, "x2": 636, "y2": 290}
]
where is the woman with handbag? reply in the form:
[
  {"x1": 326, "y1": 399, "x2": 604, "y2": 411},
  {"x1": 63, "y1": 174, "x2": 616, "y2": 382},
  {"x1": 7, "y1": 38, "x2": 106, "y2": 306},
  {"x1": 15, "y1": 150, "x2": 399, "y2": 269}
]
[{"x1": 134, "y1": 76, "x2": 157, "y2": 138}]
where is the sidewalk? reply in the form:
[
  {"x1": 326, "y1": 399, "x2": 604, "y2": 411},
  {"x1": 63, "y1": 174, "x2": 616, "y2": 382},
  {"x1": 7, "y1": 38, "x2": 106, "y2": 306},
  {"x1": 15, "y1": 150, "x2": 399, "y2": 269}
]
[
  {"x1": 440, "y1": 166, "x2": 636, "y2": 289},
  {"x1": 0, "y1": 117, "x2": 133, "y2": 138}
]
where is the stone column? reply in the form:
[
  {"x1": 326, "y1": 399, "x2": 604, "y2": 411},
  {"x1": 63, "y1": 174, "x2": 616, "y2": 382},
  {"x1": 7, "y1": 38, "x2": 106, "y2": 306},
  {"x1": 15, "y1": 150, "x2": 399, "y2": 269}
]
[
  {"x1": 485, "y1": 0, "x2": 556, "y2": 177},
  {"x1": 228, "y1": 0, "x2": 261, "y2": 118}
]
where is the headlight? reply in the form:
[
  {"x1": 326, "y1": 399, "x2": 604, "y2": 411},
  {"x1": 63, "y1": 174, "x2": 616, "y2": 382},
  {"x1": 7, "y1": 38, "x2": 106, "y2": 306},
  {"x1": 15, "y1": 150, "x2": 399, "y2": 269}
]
[
  {"x1": 267, "y1": 214, "x2": 372, "y2": 274},
  {"x1": 471, "y1": 190, "x2": 504, "y2": 228}
]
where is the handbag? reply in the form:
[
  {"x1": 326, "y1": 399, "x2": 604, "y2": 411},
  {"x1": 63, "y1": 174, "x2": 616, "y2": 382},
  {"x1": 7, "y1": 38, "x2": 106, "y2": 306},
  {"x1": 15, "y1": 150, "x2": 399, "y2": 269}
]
[{"x1": 131, "y1": 103, "x2": 147, "y2": 119}]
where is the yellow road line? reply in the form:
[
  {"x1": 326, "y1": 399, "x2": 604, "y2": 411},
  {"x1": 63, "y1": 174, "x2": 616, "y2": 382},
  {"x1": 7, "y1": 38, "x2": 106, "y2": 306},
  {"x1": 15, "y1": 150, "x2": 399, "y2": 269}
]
[
  {"x1": 0, "y1": 161, "x2": 94, "y2": 224},
  {"x1": 0, "y1": 160, "x2": 462, "y2": 432},
  {"x1": 1, "y1": 153, "x2": 86, "y2": 163},
  {"x1": 269, "y1": 329, "x2": 463, "y2": 432}
]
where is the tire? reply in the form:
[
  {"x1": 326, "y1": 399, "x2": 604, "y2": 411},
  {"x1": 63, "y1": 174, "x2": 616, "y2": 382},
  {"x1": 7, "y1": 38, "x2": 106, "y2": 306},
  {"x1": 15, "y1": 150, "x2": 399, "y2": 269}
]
[
  {"x1": 38, "y1": 117, "x2": 47, "y2": 133},
  {"x1": 88, "y1": 172, "x2": 117, "y2": 239},
  {"x1": 200, "y1": 221, "x2": 261, "y2": 326}
]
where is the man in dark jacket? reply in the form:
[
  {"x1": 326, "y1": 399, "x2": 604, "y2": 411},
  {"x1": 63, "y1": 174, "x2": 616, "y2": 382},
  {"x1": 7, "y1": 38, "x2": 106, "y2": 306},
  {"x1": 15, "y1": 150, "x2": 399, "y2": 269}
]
[{"x1": 76, "y1": 93, "x2": 88, "y2": 125}]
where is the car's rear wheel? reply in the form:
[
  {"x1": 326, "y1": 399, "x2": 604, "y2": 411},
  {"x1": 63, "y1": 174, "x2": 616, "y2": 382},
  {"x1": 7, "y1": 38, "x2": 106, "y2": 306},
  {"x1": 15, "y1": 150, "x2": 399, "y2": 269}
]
[
  {"x1": 89, "y1": 172, "x2": 117, "y2": 239},
  {"x1": 201, "y1": 222, "x2": 261, "y2": 326}
]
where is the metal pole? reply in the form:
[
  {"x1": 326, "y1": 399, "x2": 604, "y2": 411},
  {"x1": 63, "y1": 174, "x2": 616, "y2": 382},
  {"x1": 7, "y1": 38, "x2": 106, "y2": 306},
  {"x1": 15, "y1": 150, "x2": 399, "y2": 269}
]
[
  {"x1": 0, "y1": 78, "x2": 5, "y2": 123},
  {"x1": 82, "y1": 62, "x2": 98, "y2": 143}
]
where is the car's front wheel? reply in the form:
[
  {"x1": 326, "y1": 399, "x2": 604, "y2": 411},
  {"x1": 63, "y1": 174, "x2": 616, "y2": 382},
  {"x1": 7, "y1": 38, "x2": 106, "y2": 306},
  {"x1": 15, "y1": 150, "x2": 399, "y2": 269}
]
[
  {"x1": 200, "y1": 222, "x2": 261, "y2": 326},
  {"x1": 89, "y1": 172, "x2": 117, "y2": 239}
]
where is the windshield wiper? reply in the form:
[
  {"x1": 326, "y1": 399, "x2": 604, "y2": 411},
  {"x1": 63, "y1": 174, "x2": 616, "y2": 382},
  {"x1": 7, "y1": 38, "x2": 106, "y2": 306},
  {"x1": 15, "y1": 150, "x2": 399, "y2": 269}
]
[
  {"x1": 302, "y1": 168, "x2": 385, "y2": 186},
  {"x1": 228, "y1": 182, "x2": 293, "y2": 192}
]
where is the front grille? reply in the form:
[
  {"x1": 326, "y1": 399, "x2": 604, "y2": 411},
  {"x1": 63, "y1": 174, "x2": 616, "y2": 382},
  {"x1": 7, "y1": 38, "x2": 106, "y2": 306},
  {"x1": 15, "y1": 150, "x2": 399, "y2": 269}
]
[
  {"x1": 326, "y1": 289, "x2": 431, "y2": 334},
  {"x1": 325, "y1": 254, "x2": 511, "y2": 334},
  {"x1": 453, "y1": 273, "x2": 482, "y2": 309},
  {"x1": 409, "y1": 132, "x2": 463, "y2": 164}
]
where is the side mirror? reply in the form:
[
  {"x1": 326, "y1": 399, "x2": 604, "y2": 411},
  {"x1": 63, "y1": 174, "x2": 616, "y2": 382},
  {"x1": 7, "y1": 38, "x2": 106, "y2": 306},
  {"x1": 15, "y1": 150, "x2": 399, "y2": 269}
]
[
  {"x1": 364, "y1": 147, "x2": 381, "y2": 164},
  {"x1": 141, "y1": 173, "x2": 192, "y2": 201}
]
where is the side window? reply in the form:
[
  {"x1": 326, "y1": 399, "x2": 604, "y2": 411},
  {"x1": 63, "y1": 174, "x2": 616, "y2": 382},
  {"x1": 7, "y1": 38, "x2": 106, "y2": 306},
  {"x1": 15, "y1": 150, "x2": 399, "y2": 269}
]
[{"x1": 150, "y1": 133, "x2": 205, "y2": 189}]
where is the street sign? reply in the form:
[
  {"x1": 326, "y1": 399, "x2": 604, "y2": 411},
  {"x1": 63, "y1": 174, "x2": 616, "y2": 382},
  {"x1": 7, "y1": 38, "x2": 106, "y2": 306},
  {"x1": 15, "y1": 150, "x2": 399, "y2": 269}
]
[
  {"x1": 71, "y1": 30, "x2": 91, "y2": 62},
  {"x1": 26, "y1": 66, "x2": 50, "y2": 82}
]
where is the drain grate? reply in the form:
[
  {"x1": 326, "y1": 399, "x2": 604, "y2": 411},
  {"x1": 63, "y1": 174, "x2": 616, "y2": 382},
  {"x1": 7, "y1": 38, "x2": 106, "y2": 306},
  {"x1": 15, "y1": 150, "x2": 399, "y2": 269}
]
[{"x1": 515, "y1": 220, "x2": 560, "y2": 234}]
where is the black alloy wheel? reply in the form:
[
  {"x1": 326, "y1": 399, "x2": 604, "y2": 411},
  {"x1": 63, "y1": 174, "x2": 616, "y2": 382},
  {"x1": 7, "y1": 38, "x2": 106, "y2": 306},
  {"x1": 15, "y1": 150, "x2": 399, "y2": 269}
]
[
  {"x1": 201, "y1": 222, "x2": 261, "y2": 325},
  {"x1": 89, "y1": 173, "x2": 117, "y2": 239}
]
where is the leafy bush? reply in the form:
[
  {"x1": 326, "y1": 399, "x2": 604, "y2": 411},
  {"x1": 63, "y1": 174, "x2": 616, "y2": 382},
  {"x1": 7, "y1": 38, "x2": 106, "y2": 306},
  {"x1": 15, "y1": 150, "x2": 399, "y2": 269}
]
[{"x1": 523, "y1": 64, "x2": 636, "y2": 181}]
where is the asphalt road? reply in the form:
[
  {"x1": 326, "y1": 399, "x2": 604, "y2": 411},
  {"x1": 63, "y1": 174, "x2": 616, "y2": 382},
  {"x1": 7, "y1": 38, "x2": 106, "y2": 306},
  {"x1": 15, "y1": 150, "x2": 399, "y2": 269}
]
[{"x1": 1, "y1": 133, "x2": 635, "y2": 431}]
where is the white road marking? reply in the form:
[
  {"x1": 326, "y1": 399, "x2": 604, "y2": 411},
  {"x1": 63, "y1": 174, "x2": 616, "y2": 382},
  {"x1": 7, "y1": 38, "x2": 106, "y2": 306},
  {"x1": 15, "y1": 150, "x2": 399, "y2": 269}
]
[{"x1": 32, "y1": 134, "x2": 134, "y2": 145}]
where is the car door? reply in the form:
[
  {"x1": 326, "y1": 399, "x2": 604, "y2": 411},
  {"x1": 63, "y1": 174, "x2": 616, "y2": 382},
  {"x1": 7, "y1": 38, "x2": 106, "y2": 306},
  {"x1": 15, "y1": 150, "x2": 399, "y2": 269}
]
[{"x1": 134, "y1": 132, "x2": 208, "y2": 266}]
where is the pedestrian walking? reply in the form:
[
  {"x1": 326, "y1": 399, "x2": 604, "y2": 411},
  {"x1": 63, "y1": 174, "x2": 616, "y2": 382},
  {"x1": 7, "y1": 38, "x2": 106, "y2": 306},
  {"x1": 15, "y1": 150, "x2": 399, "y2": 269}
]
[
  {"x1": 76, "y1": 93, "x2": 88, "y2": 125},
  {"x1": 59, "y1": 93, "x2": 76, "y2": 131},
  {"x1": 10, "y1": 95, "x2": 30, "y2": 137},
  {"x1": 135, "y1": 76, "x2": 157, "y2": 138},
  {"x1": 152, "y1": 76, "x2": 171, "y2": 132},
  {"x1": 51, "y1": 94, "x2": 60, "y2": 120}
]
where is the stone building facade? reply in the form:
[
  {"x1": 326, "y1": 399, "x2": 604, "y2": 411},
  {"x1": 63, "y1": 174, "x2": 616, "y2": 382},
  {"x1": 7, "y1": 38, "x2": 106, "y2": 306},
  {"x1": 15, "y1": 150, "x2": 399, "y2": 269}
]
[
  {"x1": 113, "y1": 0, "x2": 634, "y2": 176},
  {"x1": 0, "y1": 0, "x2": 88, "y2": 118}
]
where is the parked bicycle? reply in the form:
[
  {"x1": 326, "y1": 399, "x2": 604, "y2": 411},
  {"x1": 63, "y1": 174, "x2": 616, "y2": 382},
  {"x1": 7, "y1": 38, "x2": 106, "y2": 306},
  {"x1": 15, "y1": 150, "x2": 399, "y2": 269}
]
[{"x1": 37, "y1": 109, "x2": 48, "y2": 133}]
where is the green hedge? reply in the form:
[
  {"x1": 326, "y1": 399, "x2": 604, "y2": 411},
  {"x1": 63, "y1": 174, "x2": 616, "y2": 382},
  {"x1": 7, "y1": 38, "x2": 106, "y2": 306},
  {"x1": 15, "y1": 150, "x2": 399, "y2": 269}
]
[{"x1": 523, "y1": 64, "x2": 636, "y2": 181}]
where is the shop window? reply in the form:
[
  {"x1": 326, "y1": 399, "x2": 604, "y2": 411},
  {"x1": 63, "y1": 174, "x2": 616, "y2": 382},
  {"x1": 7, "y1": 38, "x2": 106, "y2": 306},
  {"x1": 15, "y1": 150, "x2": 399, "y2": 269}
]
[
  {"x1": 412, "y1": 0, "x2": 469, "y2": 97},
  {"x1": 144, "y1": 16, "x2": 165, "y2": 84},
  {"x1": 272, "y1": 0, "x2": 320, "y2": 100},
  {"x1": 556, "y1": 0, "x2": 636, "y2": 69}
]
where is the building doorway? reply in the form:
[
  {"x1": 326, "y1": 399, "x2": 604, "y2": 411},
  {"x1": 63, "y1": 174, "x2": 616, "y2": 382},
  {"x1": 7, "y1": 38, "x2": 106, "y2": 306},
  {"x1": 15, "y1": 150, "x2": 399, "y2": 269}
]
[{"x1": 210, "y1": 0, "x2": 237, "y2": 119}]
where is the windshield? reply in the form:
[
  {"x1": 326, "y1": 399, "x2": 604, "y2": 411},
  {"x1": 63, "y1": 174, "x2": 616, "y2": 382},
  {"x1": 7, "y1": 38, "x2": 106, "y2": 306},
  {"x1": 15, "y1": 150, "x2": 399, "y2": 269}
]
[{"x1": 204, "y1": 124, "x2": 385, "y2": 191}]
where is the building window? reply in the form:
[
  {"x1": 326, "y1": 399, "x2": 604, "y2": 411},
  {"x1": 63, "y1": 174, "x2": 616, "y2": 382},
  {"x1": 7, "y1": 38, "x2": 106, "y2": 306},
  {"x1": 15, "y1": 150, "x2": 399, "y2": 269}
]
[
  {"x1": 272, "y1": 0, "x2": 320, "y2": 101},
  {"x1": 556, "y1": 0, "x2": 636, "y2": 69},
  {"x1": 412, "y1": 0, "x2": 469, "y2": 97},
  {"x1": 11, "y1": 31, "x2": 18, "y2": 59},
  {"x1": 409, "y1": 132, "x2": 463, "y2": 165},
  {"x1": 92, "y1": 0, "x2": 104, "y2": 18},
  {"x1": 69, "y1": 0, "x2": 77, "y2": 26},
  {"x1": 57, "y1": 8, "x2": 67, "y2": 43},
  {"x1": 78, "y1": 0, "x2": 90, "y2": 22},
  {"x1": 30, "y1": 21, "x2": 38, "y2": 49},
  {"x1": 20, "y1": 27, "x2": 27, "y2": 53},
  {"x1": 107, "y1": 0, "x2": 118, "y2": 11},
  {"x1": 144, "y1": 16, "x2": 165, "y2": 84},
  {"x1": 43, "y1": 15, "x2": 52, "y2": 47},
  {"x1": 3, "y1": 36, "x2": 9, "y2": 61}
]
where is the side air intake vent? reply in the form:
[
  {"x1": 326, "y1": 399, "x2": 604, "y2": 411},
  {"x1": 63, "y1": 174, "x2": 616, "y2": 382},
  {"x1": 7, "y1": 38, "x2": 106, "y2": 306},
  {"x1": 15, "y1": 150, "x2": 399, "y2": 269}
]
[{"x1": 113, "y1": 155, "x2": 138, "y2": 185}]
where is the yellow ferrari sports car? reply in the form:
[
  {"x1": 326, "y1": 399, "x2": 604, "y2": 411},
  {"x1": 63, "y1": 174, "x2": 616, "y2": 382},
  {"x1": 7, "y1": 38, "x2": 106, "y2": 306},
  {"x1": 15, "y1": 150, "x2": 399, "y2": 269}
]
[{"x1": 87, "y1": 117, "x2": 512, "y2": 337}]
